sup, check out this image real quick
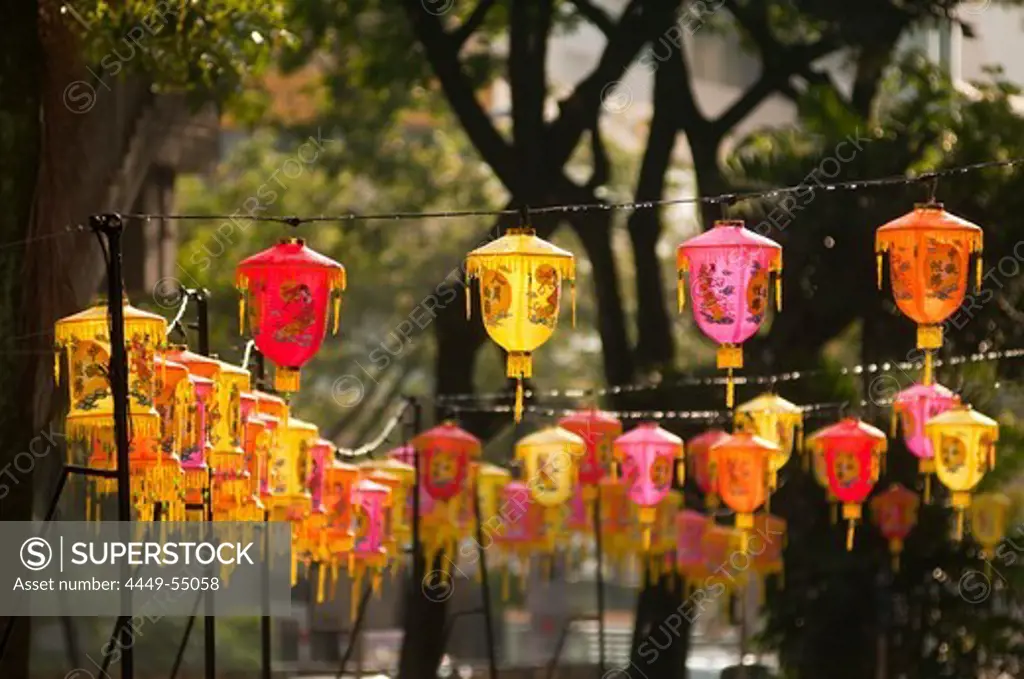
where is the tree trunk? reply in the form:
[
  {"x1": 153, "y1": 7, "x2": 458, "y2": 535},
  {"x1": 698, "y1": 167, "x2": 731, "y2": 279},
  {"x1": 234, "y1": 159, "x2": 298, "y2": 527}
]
[{"x1": 0, "y1": 1, "x2": 41, "y2": 676}]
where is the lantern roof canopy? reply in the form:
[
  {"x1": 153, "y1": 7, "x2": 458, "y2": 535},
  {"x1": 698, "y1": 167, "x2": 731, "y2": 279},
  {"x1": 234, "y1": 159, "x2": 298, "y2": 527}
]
[
  {"x1": 926, "y1": 405, "x2": 999, "y2": 431},
  {"x1": 327, "y1": 458, "x2": 360, "y2": 472},
  {"x1": 876, "y1": 204, "x2": 983, "y2": 251},
  {"x1": 806, "y1": 417, "x2": 888, "y2": 452},
  {"x1": 167, "y1": 346, "x2": 221, "y2": 370},
  {"x1": 477, "y1": 462, "x2": 512, "y2": 480},
  {"x1": 676, "y1": 219, "x2": 782, "y2": 262},
  {"x1": 558, "y1": 408, "x2": 623, "y2": 433},
  {"x1": 735, "y1": 392, "x2": 803, "y2": 415},
  {"x1": 354, "y1": 478, "x2": 392, "y2": 496},
  {"x1": 687, "y1": 428, "x2": 728, "y2": 451},
  {"x1": 364, "y1": 458, "x2": 415, "y2": 483},
  {"x1": 188, "y1": 374, "x2": 214, "y2": 389},
  {"x1": 387, "y1": 444, "x2": 415, "y2": 463},
  {"x1": 213, "y1": 359, "x2": 251, "y2": 379},
  {"x1": 413, "y1": 422, "x2": 482, "y2": 455},
  {"x1": 155, "y1": 355, "x2": 189, "y2": 377},
  {"x1": 710, "y1": 430, "x2": 780, "y2": 453},
  {"x1": 235, "y1": 238, "x2": 346, "y2": 287},
  {"x1": 312, "y1": 438, "x2": 336, "y2": 451},
  {"x1": 55, "y1": 301, "x2": 167, "y2": 344},
  {"x1": 893, "y1": 382, "x2": 958, "y2": 406},
  {"x1": 465, "y1": 228, "x2": 575, "y2": 279},
  {"x1": 874, "y1": 483, "x2": 919, "y2": 503},
  {"x1": 363, "y1": 469, "x2": 402, "y2": 486},
  {"x1": 516, "y1": 425, "x2": 587, "y2": 452},
  {"x1": 285, "y1": 417, "x2": 319, "y2": 434},
  {"x1": 615, "y1": 421, "x2": 685, "y2": 447}
]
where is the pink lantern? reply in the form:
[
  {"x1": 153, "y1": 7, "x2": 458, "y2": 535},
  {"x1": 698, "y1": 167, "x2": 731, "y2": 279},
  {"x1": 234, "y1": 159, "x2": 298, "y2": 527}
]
[
  {"x1": 892, "y1": 382, "x2": 959, "y2": 501},
  {"x1": 308, "y1": 438, "x2": 333, "y2": 510},
  {"x1": 389, "y1": 444, "x2": 415, "y2": 466},
  {"x1": 614, "y1": 423, "x2": 684, "y2": 548},
  {"x1": 182, "y1": 375, "x2": 214, "y2": 510},
  {"x1": 347, "y1": 478, "x2": 391, "y2": 620},
  {"x1": 676, "y1": 220, "x2": 783, "y2": 406},
  {"x1": 676, "y1": 510, "x2": 710, "y2": 581},
  {"x1": 566, "y1": 483, "x2": 590, "y2": 532}
]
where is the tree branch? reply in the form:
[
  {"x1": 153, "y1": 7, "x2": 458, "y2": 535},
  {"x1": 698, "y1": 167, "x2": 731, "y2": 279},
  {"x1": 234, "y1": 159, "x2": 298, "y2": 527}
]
[
  {"x1": 452, "y1": 0, "x2": 498, "y2": 49},
  {"x1": 569, "y1": 0, "x2": 616, "y2": 35}
]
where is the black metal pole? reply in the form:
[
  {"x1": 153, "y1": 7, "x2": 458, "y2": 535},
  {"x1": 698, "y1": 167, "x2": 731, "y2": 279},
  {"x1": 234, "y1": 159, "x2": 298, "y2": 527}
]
[
  {"x1": 473, "y1": 482, "x2": 499, "y2": 679},
  {"x1": 94, "y1": 214, "x2": 135, "y2": 679},
  {"x1": 593, "y1": 490, "x2": 606, "y2": 677},
  {"x1": 193, "y1": 295, "x2": 216, "y2": 679},
  {"x1": 168, "y1": 592, "x2": 204, "y2": 679},
  {"x1": 261, "y1": 509, "x2": 272, "y2": 679},
  {"x1": 334, "y1": 584, "x2": 373, "y2": 679},
  {"x1": 410, "y1": 397, "x2": 422, "y2": 573},
  {"x1": 194, "y1": 289, "x2": 210, "y2": 356}
]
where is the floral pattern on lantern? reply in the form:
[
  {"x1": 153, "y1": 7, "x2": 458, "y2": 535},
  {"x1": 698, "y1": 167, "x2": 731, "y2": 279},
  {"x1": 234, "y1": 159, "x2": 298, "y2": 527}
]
[
  {"x1": 676, "y1": 221, "x2": 783, "y2": 406},
  {"x1": 240, "y1": 392, "x2": 268, "y2": 517},
  {"x1": 870, "y1": 484, "x2": 919, "y2": 571},
  {"x1": 926, "y1": 405, "x2": 998, "y2": 540},
  {"x1": 808, "y1": 418, "x2": 887, "y2": 550},
  {"x1": 322, "y1": 459, "x2": 359, "y2": 594},
  {"x1": 558, "y1": 409, "x2": 622, "y2": 503},
  {"x1": 465, "y1": 227, "x2": 576, "y2": 421},
  {"x1": 892, "y1": 382, "x2": 959, "y2": 502},
  {"x1": 712, "y1": 432, "x2": 776, "y2": 533},
  {"x1": 236, "y1": 238, "x2": 346, "y2": 392},
  {"x1": 614, "y1": 423, "x2": 684, "y2": 549},
  {"x1": 876, "y1": 204, "x2": 983, "y2": 381},
  {"x1": 970, "y1": 493, "x2": 1012, "y2": 561},
  {"x1": 734, "y1": 393, "x2": 803, "y2": 490},
  {"x1": 688, "y1": 429, "x2": 727, "y2": 509},
  {"x1": 515, "y1": 426, "x2": 585, "y2": 508}
]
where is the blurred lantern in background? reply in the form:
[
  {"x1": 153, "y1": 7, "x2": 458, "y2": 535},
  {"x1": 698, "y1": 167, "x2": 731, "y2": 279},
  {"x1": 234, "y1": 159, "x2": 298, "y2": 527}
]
[
  {"x1": 688, "y1": 429, "x2": 727, "y2": 509},
  {"x1": 892, "y1": 383, "x2": 959, "y2": 502},
  {"x1": 614, "y1": 423, "x2": 684, "y2": 549},
  {"x1": 253, "y1": 391, "x2": 288, "y2": 501},
  {"x1": 304, "y1": 438, "x2": 335, "y2": 577},
  {"x1": 702, "y1": 525, "x2": 747, "y2": 613},
  {"x1": 926, "y1": 406, "x2": 999, "y2": 539},
  {"x1": 870, "y1": 484, "x2": 919, "y2": 571},
  {"x1": 558, "y1": 410, "x2": 622, "y2": 506},
  {"x1": 413, "y1": 423, "x2": 481, "y2": 570},
  {"x1": 55, "y1": 301, "x2": 166, "y2": 518},
  {"x1": 365, "y1": 458, "x2": 416, "y2": 553},
  {"x1": 153, "y1": 354, "x2": 190, "y2": 521},
  {"x1": 493, "y1": 481, "x2": 546, "y2": 600},
  {"x1": 321, "y1": 459, "x2": 359, "y2": 596},
  {"x1": 808, "y1": 418, "x2": 887, "y2": 550},
  {"x1": 676, "y1": 510, "x2": 711, "y2": 589},
  {"x1": 197, "y1": 360, "x2": 252, "y2": 522},
  {"x1": 646, "y1": 492, "x2": 682, "y2": 583},
  {"x1": 475, "y1": 463, "x2": 512, "y2": 525},
  {"x1": 239, "y1": 392, "x2": 268, "y2": 518},
  {"x1": 275, "y1": 417, "x2": 318, "y2": 582},
  {"x1": 361, "y1": 466, "x2": 402, "y2": 578},
  {"x1": 236, "y1": 238, "x2": 346, "y2": 392},
  {"x1": 970, "y1": 493, "x2": 1012, "y2": 562},
  {"x1": 875, "y1": 204, "x2": 983, "y2": 383},
  {"x1": 598, "y1": 475, "x2": 636, "y2": 570},
  {"x1": 465, "y1": 226, "x2": 576, "y2": 421},
  {"x1": 348, "y1": 479, "x2": 392, "y2": 620},
  {"x1": 713, "y1": 432, "x2": 776, "y2": 535},
  {"x1": 516, "y1": 427, "x2": 584, "y2": 513},
  {"x1": 751, "y1": 513, "x2": 787, "y2": 599},
  {"x1": 734, "y1": 393, "x2": 803, "y2": 491},
  {"x1": 676, "y1": 221, "x2": 783, "y2": 406},
  {"x1": 807, "y1": 427, "x2": 840, "y2": 523}
]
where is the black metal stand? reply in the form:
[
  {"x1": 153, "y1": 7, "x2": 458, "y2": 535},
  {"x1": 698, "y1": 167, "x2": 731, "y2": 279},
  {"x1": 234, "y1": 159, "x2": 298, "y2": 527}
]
[
  {"x1": 545, "y1": 615, "x2": 599, "y2": 679},
  {"x1": 593, "y1": 490, "x2": 606, "y2": 677},
  {"x1": 472, "y1": 481, "x2": 499, "y2": 679},
  {"x1": 335, "y1": 583, "x2": 373, "y2": 679},
  {"x1": 254, "y1": 350, "x2": 272, "y2": 679}
]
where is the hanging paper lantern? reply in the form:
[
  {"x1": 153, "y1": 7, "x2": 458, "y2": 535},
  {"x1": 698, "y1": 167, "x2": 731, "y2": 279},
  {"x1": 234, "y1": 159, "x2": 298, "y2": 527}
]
[
  {"x1": 806, "y1": 426, "x2": 840, "y2": 523},
  {"x1": 925, "y1": 405, "x2": 998, "y2": 540},
  {"x1": 712, "y1": 432, "x2": 776, "y2": 535},
  {"x1": 558, "y1": 409, "x2": 622, "y2": 504},
  {"x1": 870, "y1": 484, "x2": 919, "y2": 571},
  {"x1": 152, "y1": 354, "x2": 192, "y2": 521},
  {"x1": 412, "y1": 423, "x2": 481, "y2": 568},
  {"x1": 614, "y1": 423, "x2": 684, "y2": 549},
  {"x1": 475, "y1": 463, "x2": 512, "y2": 525},
  {"x1": 272, "y1": 417, "x2": 318, "y2": 582},
  {"x1": 676, "y1": 510, "x2": 711, "y2": 588},
  {"x1": 646, "y1": 492, "x2": 682, "y2": 583},
  {"x1": 236, "y1": 238, "x2": 346, "y2": 392},
  {"x1": 465, "y1": 227, "x2": 576, "y2": 421},
  {"x1": 876, "y1": 204, "x2": 983, "y2": 382},
  {"x1": 364, "y1": 458, "x2": 416, "y2": 553},
  {"x1": 198, "y1": 360, "x2": 252, "y2": 522},
  {"x1": 181, "y1": 374, "x2": 215, "y2": 516},
  {"x1": 734, "y1": 393, "x2": 804, "y2": 491},
  {"x1": 239, "y1": 392, "x2": 268, "y2": 519},
  {"x1": 751, "y1": 513, "x2": 787, "y2": 592},
  {"x1": 688, "y1": 429, "x2": 727, "y2": 509},
  {"x1": 808, "y1": 418, "x2": 887, "y2": 550},
  {"x1": 348, "y1": 478, "x2": 392, "y2": 620},
  {"x1": 598, "y1": 475, "x2": 636, "y2": 569},
  {"x1": 676, "y1": 221, "x2": 783, "y2": 406},
  {"x1": 702, "y1": 525, "x2": 747, "y2": 607},
  {"x1": 515, "y1": 426, "x2": 585, "y2": 507},
  {"x1": 304, "y1": 438, "x2": 336, "y2": 569},
  {"x1": 253, "y1": 391, "x2": 288, "y2": 501},
  {"x1": 892, "y1": 383, "x2": 960, "y2": 502},
  {"x1": 321, "y1": 459, "x2": 360, "y2": 597},
  {"x1": 969, "y1": 493, "x2": 1012, "y2": 561},
  {"x1": 493, "y1": 481, "x2": 547, "y2": 600}
]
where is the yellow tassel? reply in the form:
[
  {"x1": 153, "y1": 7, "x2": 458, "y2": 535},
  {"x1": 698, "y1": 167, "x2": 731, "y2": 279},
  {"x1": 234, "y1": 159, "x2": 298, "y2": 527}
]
[
  {"x1": 677, "y1": 271, "x2": 685, "y2": 313},
  {"x1": 332, "y1": 294, "x2": 341, "y2": 335},
  {"x1": 291, "y1": 555, "x2": 298, "y2": 586},
  {"x1": 465, "y1": 275, "x2": 472, "y2": 319},
  {"x1": 989, "y1": 444, "x2": 996, "y2": 471},
  {"x1": 726, "y1": 369, "x2": 734, "y2": 409},
  {"x1": 797, "y1": 425, "x2": 803, "y2": 452},
  {"x1": 239, "y1": 296, "x2": 246, "y2": 334},
  {"x1": 515, "y1": 378, "x2": 524, "y2": 423},
  {"x1": 924, "y1": 474, "x2": 931, "y2": 504},
  {"x1": 923, "y1": 350, "x2": 933, "y2": 386},
  {"x1": 846, "y1": 520, "x2": 855, "y2": 551},
  {"x1": 571, "y1": 280, "x2": 577, "y2": 329},
  {"x1": 956, "y1": 511, "x2": 964, "y2": 541},
  {"x1": 876, "y1": 253, "x2": 883, "y2": 290},
  {"x1": 53, "y1": 351, "x2": 61, "y2": 384},
  {"x1": 976, "y1": 255, "x2": 982, "y2": 292},
  {"x1": 317, "y1": 565, "x2": 326, "y2": 604},
  {"x1": 775, "y1": 273, "x2": 782, "y2": 312}
]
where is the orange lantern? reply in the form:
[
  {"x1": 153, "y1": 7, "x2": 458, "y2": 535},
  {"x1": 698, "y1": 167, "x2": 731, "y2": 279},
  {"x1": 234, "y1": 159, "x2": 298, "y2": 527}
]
[
  {"x1": 322, "y1": 459, "x2": 360, "y2": 596},
  {"x1": 870, "y1": 484, "x2": 920, "y2": 571},
  {"x1": 712, "y1": 432, "x2": 776, "y2": 532},
  {"x1": 688, "y1": 429, "x2": 727, "y2": 509},
  {"x1": 598, "y1": 475, "x2": 636, "y2": 569},
  {"x1": 876, "y1": 204, "x2": 983, "y2": 382}
]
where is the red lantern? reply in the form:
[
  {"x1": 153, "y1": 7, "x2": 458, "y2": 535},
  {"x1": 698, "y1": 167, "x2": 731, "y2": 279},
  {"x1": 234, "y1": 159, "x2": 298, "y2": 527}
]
[
  {"x1": 236, "y1": 238, "x2": 346, "y2": 392},
  {"x1": 712, "y1": 432, "x2": 776, "y2": 531},
  {"x1": 687, "y1": 429, "x2": 727, "y2": 509},
  {"x1": 412, "y1": 422, "x2": 481, "y2": 502},
  {"x1": 870, "y1": 483, "x2": 920, "y2": 571},
  {"x1": 558, "y1": 409, "x2": 622, "y2": 500},
  {"x1": 809, "y1": 418, "x2": 887, "y2": 550}
]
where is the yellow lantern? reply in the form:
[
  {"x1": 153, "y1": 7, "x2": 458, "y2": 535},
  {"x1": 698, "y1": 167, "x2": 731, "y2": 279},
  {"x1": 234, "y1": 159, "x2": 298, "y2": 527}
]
[
  {"x1": 321, "y1": 459, "x2": 360, "y2": 597},
  {"x1": 475, "y1": 463, "x2": 512, "y2": 525},
  {"x1": 364, "y1": 458, "x2": 415, "y2": 552},
  {"x1": 515, "y1": 426, "x2": 584, "y2": 508},
  {"x1": 153, "y1": 354, "x2": 190, "y2": 522},
  {"x1": 734, "y1": 393, "x2": 803, "y2": 492},
  {"x1": 925, "y1": 405, "x2": 998, "y2": 539},
  {"x1": 203, "y1": 361, "x2": 252, "y2": 522},
  {"x1": 273, "y1": 416, "x2": 317, "y2": 582},
  {"x1": 645, "y1": 492, "x2": 682, "y2": 585},
  {"x1": 465, "y1": 227, "x2": 576, "y2": 421},
  {"x1": 970, "y1": 492, "x2": 1012, "y2": 561}
]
